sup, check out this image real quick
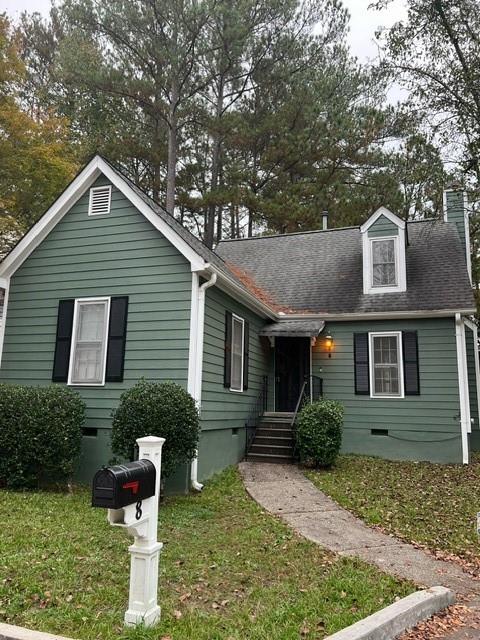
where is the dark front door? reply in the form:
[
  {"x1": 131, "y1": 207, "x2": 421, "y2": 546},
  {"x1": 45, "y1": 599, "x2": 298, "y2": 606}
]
[{"x1": 275, "y1": 337, "x2": 310, "y2": 412}]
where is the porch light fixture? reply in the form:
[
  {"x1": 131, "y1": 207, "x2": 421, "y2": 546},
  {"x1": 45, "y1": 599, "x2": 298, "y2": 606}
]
[{"x1": 325, "y1": 334, "x2": 334, "y2": 358}]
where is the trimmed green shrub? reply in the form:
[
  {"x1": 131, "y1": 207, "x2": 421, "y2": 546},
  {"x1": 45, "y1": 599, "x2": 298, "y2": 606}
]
[
  {"x1": 111, "y1": 380, "x2": 200, "y2": 479},
  {"x1": 0, "y1": 384, "x2": 85, "y2": 489},
  {"x1": 296, "y1": 400, "x2": 344, "y2": 467}
]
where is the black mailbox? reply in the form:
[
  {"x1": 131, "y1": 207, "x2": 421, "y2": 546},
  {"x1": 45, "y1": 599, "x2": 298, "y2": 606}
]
[{"x1": 92, "y1": 459, "x2": 156, "y2": 509}]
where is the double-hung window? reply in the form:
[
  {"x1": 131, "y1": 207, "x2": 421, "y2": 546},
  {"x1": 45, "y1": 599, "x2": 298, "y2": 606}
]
[
  {"x1": 68, "y1": 298, "x2": 110, "y2": 385},
  {"x1": 371, "y1": 238, "x2": 397, "y2": 288},
  {"x1": 369, "y1": 332, "x2": 404, "y2": 398},
  {"x1": 230, "y1": 314, "x2": 245, "y2": 392}
]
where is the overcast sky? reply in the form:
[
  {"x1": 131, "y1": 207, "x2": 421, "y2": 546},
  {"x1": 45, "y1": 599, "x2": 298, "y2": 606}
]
[{"x1": 1, "y1": 0, "x2": 408, "y2": 64}]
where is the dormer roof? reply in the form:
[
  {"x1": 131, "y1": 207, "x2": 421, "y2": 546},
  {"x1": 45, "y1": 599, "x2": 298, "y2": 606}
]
[{"x1": 360, "y1": 207, "x2": 405, "y2": 233}]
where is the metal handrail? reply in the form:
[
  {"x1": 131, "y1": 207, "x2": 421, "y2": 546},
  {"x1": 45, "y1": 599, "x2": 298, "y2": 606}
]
[
  {"x1": 291, "y1": 375, "x2": 323, "y2": 426},
  {"x1": 291, "y1": 380, "x2": 308, "y2": 426},
  {"x1": 245, "y1": 375, "x2": 268, "y2": 458}
]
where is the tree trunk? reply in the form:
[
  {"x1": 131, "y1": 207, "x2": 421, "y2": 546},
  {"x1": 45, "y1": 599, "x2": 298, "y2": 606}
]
[
  {"x1": 152, "y1": 117, "x2": 162, "y2": 203},
  {"x1": 166, "y1": 79, "x2": 179, "y2": 215},
  {"x1": 205, "y1": 75, "x2": 225, "y2": 248}
]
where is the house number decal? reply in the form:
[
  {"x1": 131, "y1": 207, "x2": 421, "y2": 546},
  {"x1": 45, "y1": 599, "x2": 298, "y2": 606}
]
[{"x1": 136, "y1": 501, "x2": 142, "y2": 520}]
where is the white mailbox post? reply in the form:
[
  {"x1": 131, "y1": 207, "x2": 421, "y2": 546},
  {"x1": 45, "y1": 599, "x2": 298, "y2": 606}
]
[{"x1": 92, "y1": 435, "x2": 165, "y2": 627}]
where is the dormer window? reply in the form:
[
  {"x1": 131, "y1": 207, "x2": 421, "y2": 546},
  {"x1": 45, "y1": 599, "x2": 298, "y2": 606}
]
[
  {"x1": 361, "y1": 207, "x2": 406, "y2": 295},
  {"x1": 371, "y1": 237, "x2": 397, "y2": 288}
]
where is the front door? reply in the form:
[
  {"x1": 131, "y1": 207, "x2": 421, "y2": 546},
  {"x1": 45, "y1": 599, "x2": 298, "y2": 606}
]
[{"x1": 275, "y1": 337, "x2": 310, "y2": 412}]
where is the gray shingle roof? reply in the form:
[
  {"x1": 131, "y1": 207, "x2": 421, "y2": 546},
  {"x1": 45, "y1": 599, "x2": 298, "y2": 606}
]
[{"x1": 216, "y1": 221, "x2": 475, "y2": 314}]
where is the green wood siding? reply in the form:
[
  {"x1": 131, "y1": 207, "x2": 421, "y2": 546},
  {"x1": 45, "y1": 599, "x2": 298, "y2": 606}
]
[
  {"x1": 465, "y1": 325, "x2": 480, "y2": 451},
  {"x1": 0, "y1": 176, "x2": 192, "y2": 481},
  {"x1": 313, "y1": 318, "x2": 463, "y2": 463},
  {"x1": 198, "y1": 286, "x2": 270, "y2": 479},
  {"x1": 367, "y1": 215, "x2": 399, "y2": 237}
]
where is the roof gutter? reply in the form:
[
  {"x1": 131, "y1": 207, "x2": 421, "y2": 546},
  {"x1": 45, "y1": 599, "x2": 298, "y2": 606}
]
[{"x1": 276, "y1": 309, "x2": 476, "y2": 321}]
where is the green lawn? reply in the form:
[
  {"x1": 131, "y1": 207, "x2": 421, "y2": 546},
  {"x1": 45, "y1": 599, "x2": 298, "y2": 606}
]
[
  {"x1": 0, "y1": 468, "x2": 412, "y2": 640},
  {"x1": 306, "y1": 455, "x2": 480, "y2": 568}
]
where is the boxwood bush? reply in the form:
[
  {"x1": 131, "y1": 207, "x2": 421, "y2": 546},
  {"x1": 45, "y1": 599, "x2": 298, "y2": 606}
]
[
  {"x1": 111, "y1": 380, "x2": 200, "y2": 479},
  {"x1": 296, "y1": 399, "x2": 344, "y2": 467},
  {"x1": 0, "y1": 384, "x2": 85, "y2": 489}
]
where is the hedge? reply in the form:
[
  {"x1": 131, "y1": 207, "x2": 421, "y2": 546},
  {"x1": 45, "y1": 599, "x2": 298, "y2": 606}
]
[
  {"x1": 111, "y1": 379, "x2": 200, "y2": 479},
  {"x1": 0, "y1": 384, "x2": 85, "y2": 489},
  {"x1": 296, "y1": 399, "x2": 344, "y2": 467}
]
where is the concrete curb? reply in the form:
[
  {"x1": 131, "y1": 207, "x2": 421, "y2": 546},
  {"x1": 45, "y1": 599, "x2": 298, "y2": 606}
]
[
  {"x1": 0, "y1": 623, "x2": 75, "y2": 640},
  {"x1": 324, "y1": 586, "x2": 455, "y2": 640}
]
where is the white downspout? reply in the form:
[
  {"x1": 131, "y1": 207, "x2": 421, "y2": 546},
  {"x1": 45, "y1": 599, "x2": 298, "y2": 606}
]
[
  {"x1": 455, "y1": 313, "x2": 470, "y2": 464},
  {"x1": 190, "y1": 269, "x2": 217, "y2": 491}
]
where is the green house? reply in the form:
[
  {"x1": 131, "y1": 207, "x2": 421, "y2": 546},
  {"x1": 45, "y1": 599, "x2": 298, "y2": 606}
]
[{"x1": 0, "y1": 156, "x2": 477, "y2": 488}]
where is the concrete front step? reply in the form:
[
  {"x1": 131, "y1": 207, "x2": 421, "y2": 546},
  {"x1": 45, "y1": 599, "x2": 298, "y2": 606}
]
[
  {"x1": 249, "y1": 443, "x2": 294, "y2": 456},
  {"x1": 263, "y1": 412, "x2": 294, "y2": 419},
  {"x1": 258, "y1": 421, "x2": 294, "y2": 430},
  {"x1": 256, "y1": 429, "x2": 294, "y2": 439},
  {"x1": 246, "y1": 452, "x2": 294, "y2": 463},
  {"x1": 254, "y1": 435, "x2": 294, "y2": 446}
]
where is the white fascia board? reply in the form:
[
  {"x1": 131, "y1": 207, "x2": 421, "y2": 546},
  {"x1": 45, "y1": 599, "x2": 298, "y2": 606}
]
[
  {"x1": 360, "y1": 206, "x2": 405, "y2": 234},
  {"x1": 0, "y1": 156, "x2": 207, "y2": 279},
  {"x1": 0, "y1": 277, "x2": 7, "y2": 289}
]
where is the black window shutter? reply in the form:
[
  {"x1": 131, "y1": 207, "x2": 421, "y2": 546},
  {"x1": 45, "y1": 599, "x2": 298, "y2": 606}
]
[
  {"x1": 105, "y1": 297, "x2": 129, "y2": 382},
  {"x1": 224, "y1": 311, "x2": 232, "y2": 388},
  {"x1": 243, "y1": 320, "x2": 249, "y2": 391},
  {"x1": 403, "y1": 331, "x2": 420, "y2": 395},
  {"x1": 354, "y1": 333, "x2": 370, "y2": 395},
  {"x1": 52, "y1": 299, "x2": 74, "y2": 382}
]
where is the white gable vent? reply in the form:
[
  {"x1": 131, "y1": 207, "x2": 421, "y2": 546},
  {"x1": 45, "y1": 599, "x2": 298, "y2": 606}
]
[{"x1": 88, "y1": 185, "x2": 112, "y2": 216}]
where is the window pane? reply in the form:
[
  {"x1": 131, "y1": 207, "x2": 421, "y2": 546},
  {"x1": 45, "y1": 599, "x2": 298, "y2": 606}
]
[
  {"x1": 372, "y1": 335, "x2": 401, "y2": 396},
  {"x1": 73, "y1": 343, "x2": 103, "y2": 383},
  {"x1": 78, "y1": 303, "x2": 106, "y2": 341},
  {"x1": 231, "y1": 318, "x2": 244, "y2": 390},
  {"x1": 372, "y1": 239, "x2": 396, "y2": 287},
  {"x1": 71, "y1": 301, "x2": 108, "y2": 384}
]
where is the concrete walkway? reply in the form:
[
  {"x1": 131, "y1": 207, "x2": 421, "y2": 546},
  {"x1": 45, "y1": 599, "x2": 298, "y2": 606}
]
[{"x1": 239, "y1": 461, "x2": 479, "y2": 598}]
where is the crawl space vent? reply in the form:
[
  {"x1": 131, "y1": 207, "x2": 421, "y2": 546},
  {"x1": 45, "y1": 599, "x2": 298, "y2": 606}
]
[{"x1": 88, "y1": 185, "x2": 112, "y2": 216}]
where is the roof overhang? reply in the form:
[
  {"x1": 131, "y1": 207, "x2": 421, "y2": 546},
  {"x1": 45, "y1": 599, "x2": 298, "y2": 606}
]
[{"x1": 259, "y1": 319, "x2": 325, "y2": 337}]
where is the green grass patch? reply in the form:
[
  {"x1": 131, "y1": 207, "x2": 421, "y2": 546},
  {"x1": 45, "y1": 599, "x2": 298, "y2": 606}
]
[
  {"x1": 306, "y1": 455, "x2": 480, "y2": 566},
  {"x1": 0, "y1": 467, "x2": 412, "y2": 639}
]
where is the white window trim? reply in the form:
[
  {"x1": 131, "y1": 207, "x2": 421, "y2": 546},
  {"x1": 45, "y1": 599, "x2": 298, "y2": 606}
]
[
  {"x1": 88, "y1": 185, "x2": 112, "y2": 216},
  {"x1": 230, "y1": 313, "x2": 245, "y2": 393},
  {"x1": 369, "y1": 331, "x2": 404, "y2": 399},
  {"x1": 363, "y1": 233, "x2": 407, "y2": 295},
  {"x1": 67, "y1": 297, "x2": 111, "y2": 387}
]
